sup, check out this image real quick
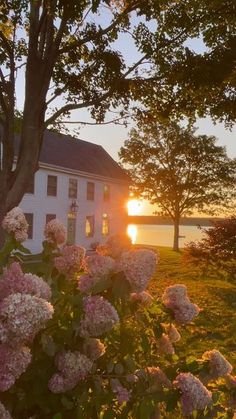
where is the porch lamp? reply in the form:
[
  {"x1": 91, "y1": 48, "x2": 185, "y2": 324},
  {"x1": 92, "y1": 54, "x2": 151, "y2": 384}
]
[{"x1": 70, "y1": 200, "x2": 79, "y2": 213}]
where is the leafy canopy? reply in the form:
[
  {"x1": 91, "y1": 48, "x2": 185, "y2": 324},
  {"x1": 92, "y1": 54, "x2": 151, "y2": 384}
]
[{"x1": 119, "y1": 118, "x2": 236, "y2": 220}]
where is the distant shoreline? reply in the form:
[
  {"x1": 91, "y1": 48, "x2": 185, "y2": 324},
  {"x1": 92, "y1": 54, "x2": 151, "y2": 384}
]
[{"x1": 128, "y1": 215, "x2": 223, "y2": 227}]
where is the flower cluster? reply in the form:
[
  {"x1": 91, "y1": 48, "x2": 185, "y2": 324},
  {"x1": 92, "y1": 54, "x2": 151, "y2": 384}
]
[
  {"x1": 48, "y1": 351, "x2": 93, "y2": 393},
  {"x1": 77, "y1": 274, "x2": 95, "y2": 293},
  {"x1": 2, "y1": 207, "x2": 28, "y2": 242},
  {"x1": 83, "y1": 254, "x2": 115, "y2": 279},
  {"x1": 79, "y1": 295, "x2": 119, "y2": 337},
  {"x1": 165, "y1": 324, "x2": 181, "y2": 343},
  {"x1": 118, "y1": 249, "x2": 157, "y2": 292},
  {"x1": 202, "y1": 349, "x2": 233, "y2": 379},
  {"x1": 96, "y1": 234, "x2": 131, "y2": 259},
  {"x1": 83, "y1": 338, "x2": 106, "y2": 360},
  {"x1": 130, "y1": 291, "x2": 153, "y2": 306},
  {"x1": 0, "y1": 293, "x2": 54, "y2": 344},
  {"x1": 0, "y1": 344, "x2": 32, "y2": 391},
  {"x1": 78, "y1": 255, "x2": 116, "y2": 293},
  {"x1": 159, "y1": 333, "x2": 175, "y2": 355},
  {"x1": 44, "y1": 218, "x2": 67, "y2": 246},
  {"x1": 0, "y1": 262, "x2": 51, "y2": 301},
  {"x1": 162, "y1": 284, "x2": 200, "y2": 324},
  {"x1": 54, "y1": 245, "x2": 85, "y2": 278},
  {"x1": 0, "y1": 401, "x2": 12, "y2": 419},
  {"x1": 174, "y1": 372, "x2": 212, "y2": 416},
  {"x1": 136, "y1": 367, "x2": 171, "y2": 391},
  {"x1": 110, "y1": 378, "x2": 131, "y2": 404}
]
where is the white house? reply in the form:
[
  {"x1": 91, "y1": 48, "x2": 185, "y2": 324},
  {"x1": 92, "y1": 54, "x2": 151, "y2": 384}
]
[{"x1": 18, "y1": 131, "x2": 130, "y2": 253}]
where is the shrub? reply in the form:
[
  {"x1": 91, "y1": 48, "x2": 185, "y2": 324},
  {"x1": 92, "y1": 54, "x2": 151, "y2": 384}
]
[
  {"x1": 184, "y1": 217, "x2": 236, "y2": 279},
  {"x1": 0, "y1": 209, "x2": 236, "y2": 418}
]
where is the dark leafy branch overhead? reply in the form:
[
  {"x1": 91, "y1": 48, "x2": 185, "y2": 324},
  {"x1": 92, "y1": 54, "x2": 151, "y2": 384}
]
[{"x1": 0, "y1": 0, "x2": 235, "y2": 243}]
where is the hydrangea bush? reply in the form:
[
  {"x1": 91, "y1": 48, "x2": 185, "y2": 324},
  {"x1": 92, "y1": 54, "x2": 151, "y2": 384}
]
[{"x1": 0, "y1": 208, "x2": 236, "y2": 418}]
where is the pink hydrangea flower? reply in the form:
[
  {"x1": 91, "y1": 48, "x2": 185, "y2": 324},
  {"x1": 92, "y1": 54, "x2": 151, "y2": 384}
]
[
  {"x1": 77, "y1": 275, "x2": 95, "y2": 293},
  {"x1": 166, "y1": 324, "x2": 181, "y2": 343},
  {"x1": 48, "y1": 351, "x2": 93, "y2": 393},
  {"x1": 0, "y1": 344, "x2": 31, "y2": 391},
  {"x1": 162, "y1": 284, "x2": 187, "y2": 307},
  {"x1": 130, "y1": 291, "x2": 153, "y2": 306},
  {"x1": 0, "y1": 262, "x2": 51, "y2": 301},
  {"x1": 110, "y1": 378, "x2": 131, "y2": 404},
  {"x1": 0, "y1": 293, "x2": 54, "y2": 344},
  {"x1": 174, "y1": 372, "x2": 212, "y2": 416},
  {"x1": 96, "y1": 234, "x2": 132, "y2": 259},
  {"x1": 44, "y1": 219, "x2": 67, "y2": 246},
  {"x1": 79, "y1": 296, "x2": 119, "y2": 337},
  {"x1": 83, "y1": 254, "x2": 115, "y2": 279},
  {"x1": 174, "y1": 302, "x2": 200, "y2": 324},
  {"x1": 118, "y1": 249, "x2": 157, "y2": 292},
  {"x1": 54, "y1": 245, "x2": 85, "y2": 278},
  {"x1": 2, "y1": 207, "x2": 28, "y2": 242},
  {"x1": 48, "y1": 373, "x2": 77, "y2": 393},
  {"x1": 83, "y1": 338, "x2": 106, "y2": 360},
  {"x1": 145, "y1": 367, "x2": 172, "y2": 390},
  {"x1": 162, "y1": 284, "x2": 200, "y2": 324},
  {"x1": 202, "y1": 350, "x2": 233, "y2": 379},
  {"x1": 159, "y1": 333, "x2": 175, "y2": 355},
  {"x1": 0, "y1": 401, "x2": 12, "y2": 419}
]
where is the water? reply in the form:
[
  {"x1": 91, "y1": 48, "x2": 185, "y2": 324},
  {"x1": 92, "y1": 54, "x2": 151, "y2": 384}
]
[{"x1": 127, "y1": 224, "x2": 205, "y2": 247}]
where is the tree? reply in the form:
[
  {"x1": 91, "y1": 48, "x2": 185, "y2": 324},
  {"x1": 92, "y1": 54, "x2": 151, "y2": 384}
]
[
  {"x1": 139, "y1": 0, "x2": 236, "y2": 126},
  {"x1": 0, "y1": 0, "x2": 195, "y2": 245},
  {"x1": 0, "y1": 1, "x2": 236, "y2": 246},
  {"x1": 119, "y1": 120, "x2": 236, "y2": 251},
  {"x1": 184, "y1": 217, "x2": 236, "y2": 279}
]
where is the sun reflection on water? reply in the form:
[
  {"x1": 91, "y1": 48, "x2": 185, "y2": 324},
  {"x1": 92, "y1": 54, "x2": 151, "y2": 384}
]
[{"x1": 127, "y1": 224, "x2": 137, "y2": 244}]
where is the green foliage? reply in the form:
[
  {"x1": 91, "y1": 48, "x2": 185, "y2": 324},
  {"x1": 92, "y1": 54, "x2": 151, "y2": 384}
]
[{"x1": 184, "y1": 217, "x2": 236, "y2": 279}]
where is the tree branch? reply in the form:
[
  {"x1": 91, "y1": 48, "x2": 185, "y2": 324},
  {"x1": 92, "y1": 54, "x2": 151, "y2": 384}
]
[
  {"x1": 59, "y1": 115, "x2": 130, "y2": 125},
  {"x1": 0, "y1": 31, "x2": 12, "y2": 57},
  {"x1": 59, "y1": 3, "x2": 137, "y2": 54}
]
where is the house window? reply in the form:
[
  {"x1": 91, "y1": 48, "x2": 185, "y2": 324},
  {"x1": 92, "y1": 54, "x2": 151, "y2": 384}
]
[
  {"x1": 87, "y1": 182, "x2": 94, "y2": 200},
  {"x1": 102, "y1": 213, "x2": 109, "y2": 236},
  {"x1": 103, "y1": 184, "x2": 110, "y2": 201},
  {"x1": 85, "y1": 215, "x2": 95, "y2": 237},
  {"x1": 69, "y1": 178, "x2": 78, "y2": 199},
  {"x1": 47, "y1": 175, "x2": 57, "y2": 196},
  {"x1": 24, "y1": 213, "x2": 33, "y2": 239},
  {"x1": 46, "y1": 214, "x2": 56, "y2": 224},
  {"x1": 26, "y1": 175, "x2": 35, "y2": 194}
]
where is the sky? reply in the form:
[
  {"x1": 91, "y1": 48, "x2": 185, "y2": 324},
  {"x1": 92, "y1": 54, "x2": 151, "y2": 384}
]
[{"x1": 15, "y1": 8, "x2": 236, "y2": 215}]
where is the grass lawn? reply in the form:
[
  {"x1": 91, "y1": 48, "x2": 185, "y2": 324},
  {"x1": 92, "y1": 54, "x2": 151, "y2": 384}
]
[{"x1": 148, "y1": 246, "x2": 236, "y2": 367}]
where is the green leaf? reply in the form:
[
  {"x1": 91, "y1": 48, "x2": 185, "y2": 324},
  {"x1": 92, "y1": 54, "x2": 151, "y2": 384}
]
[
  {"x1": 41, "y1": 334, "x2": 56, "y2": 357},
  {"x1": 90, "y1": 277, "x2": 112, "y2": 294},
  {"x1": 102, "y1": 410, "x2": 114, "y2": 419},
  {"x1": 114, "y1": 363, "x2": 124, "y2": 375},
  {"x1": 61, "y1": 395, "x2": 74, "y2": 409},
  {"x1": 112, "y1": 274, "x2": 131, "y2": 300},
  {"x1": 106, "y1": 360, "x2": 114, "y2": 373},
  {"x1": 138, "y1": 400, "x2": 155, "y2": 419},
  {"x1": 52, "y1": 414, "x2": 62, "y2": 419}
]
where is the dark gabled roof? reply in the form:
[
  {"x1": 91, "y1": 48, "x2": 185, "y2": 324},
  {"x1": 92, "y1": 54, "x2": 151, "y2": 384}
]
[{"x1": 16, "y1": 130, "x2": 130, "y2": 182}]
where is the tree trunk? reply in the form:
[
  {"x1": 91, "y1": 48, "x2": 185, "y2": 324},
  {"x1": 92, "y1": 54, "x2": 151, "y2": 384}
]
[
  {"x1": 173, "y1": 218, "x2": 180, "y2": 252},
  {"x1": 0, "y1": 199, "x2": 6, "y2": 249}
]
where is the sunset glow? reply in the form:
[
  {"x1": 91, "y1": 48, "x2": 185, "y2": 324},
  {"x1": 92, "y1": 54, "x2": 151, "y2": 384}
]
[{"x1": 127, "y1": 199, "x2": 142, "y2": 215}]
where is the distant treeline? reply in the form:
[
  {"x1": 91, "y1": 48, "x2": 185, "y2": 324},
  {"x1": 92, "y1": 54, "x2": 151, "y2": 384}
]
[{"x1": 128, "y1": 216, "x2": 224, "y2": 227}]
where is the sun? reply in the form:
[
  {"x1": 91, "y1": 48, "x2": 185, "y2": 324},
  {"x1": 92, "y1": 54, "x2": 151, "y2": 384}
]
[{"x1": 127, "y1": 199, "x2": 142, "y2": 215}]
